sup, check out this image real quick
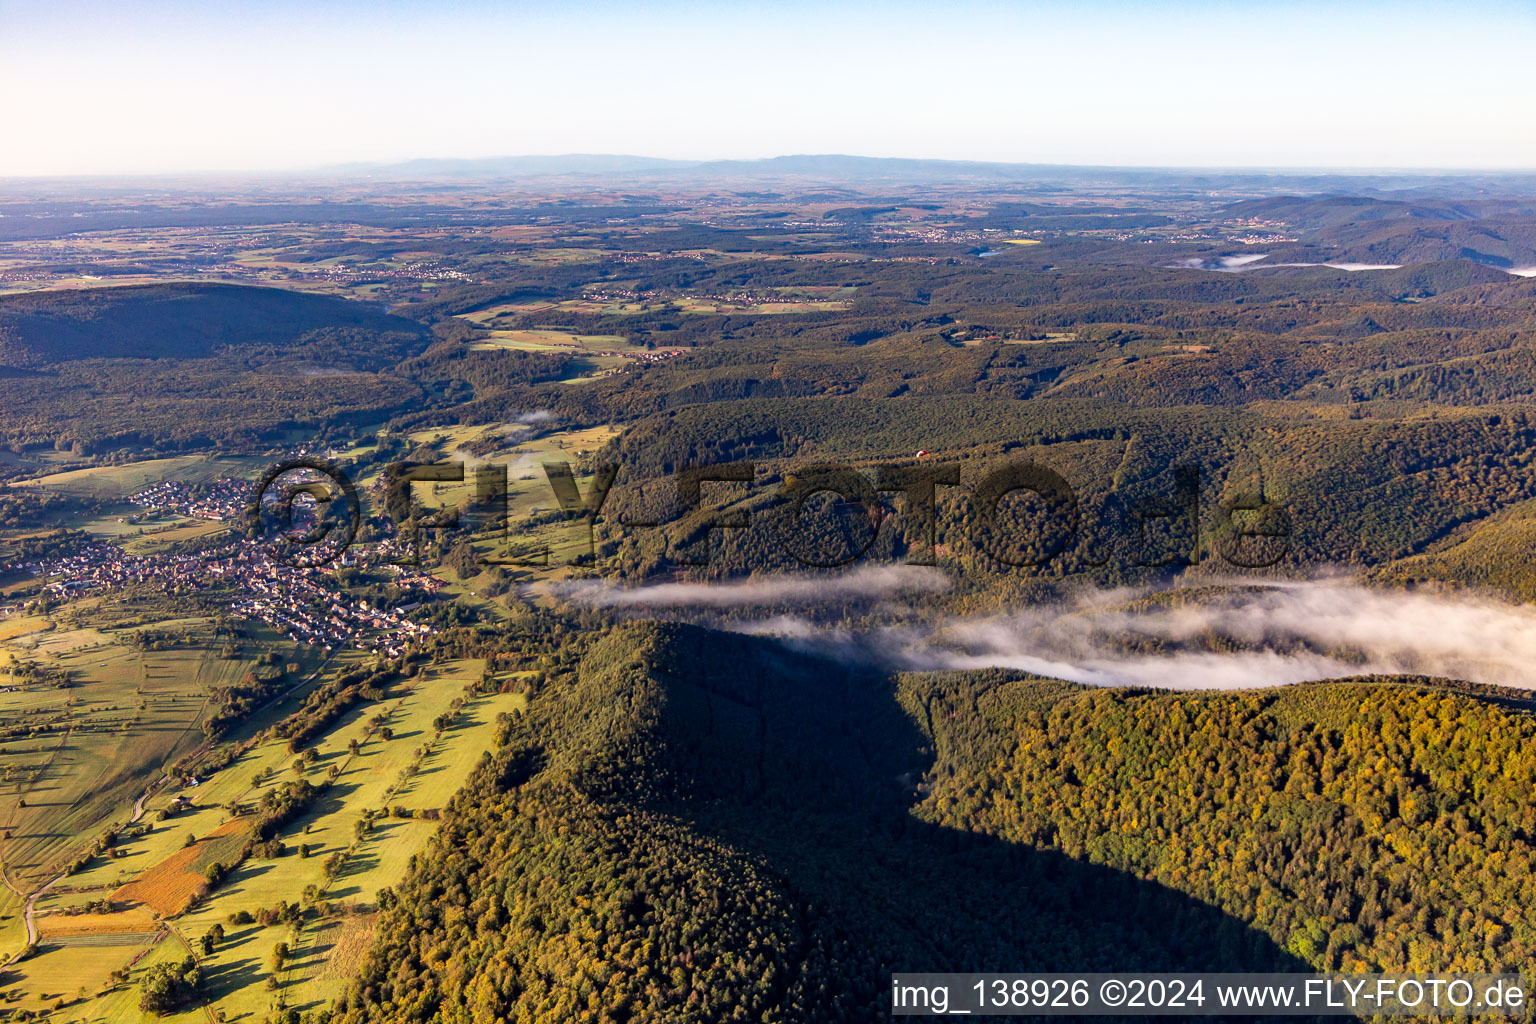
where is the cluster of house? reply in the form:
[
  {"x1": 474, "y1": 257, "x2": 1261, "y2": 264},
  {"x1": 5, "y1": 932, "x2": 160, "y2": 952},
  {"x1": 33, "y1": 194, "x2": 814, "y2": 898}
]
[
  {"x1": 1166, "y1": 230, "x2": 1297, "y2": 245},
  {"x1": 0, "y1": 268, "x2": 56, "y2": 285},
  {"x1": 22, "y1": 539, "x2": 209, "y2": 598},
  {"x1": 19, "y1": 534, "x2": 440, "y2": 658},
  {"x1": 684, "y1": 289, "x2": 792, "y2": 308},
  {"x1": 1225, "y1": 217, "x2": 1292, "y2": 230},
  {"x1": 872, "y1": 225, "x2": 1011, "y2": 245},
  {"x1": 628, "y1": 349, "x2": 683, "y2": 365},
  {"x1": 217, "y1": 545, "x2": 437, "y2": 657},
  {"x1": 17, "y1": 468, "x2": 448, "y2": 659},
  {"x1": 579, "y1": 287, "x2": 643, "y2": 303},
  {"x1": 201, "y1": 257, "x2": 474, "y2": 287},
  {"x1": 617, "y1": 251, "x2": 706, "y2": 264},
  {"x1": 127, "y1": 479, "x2": 248, "y2": 521},
  {"x1": 1228, "y1": 233, "x2": 1301, "y2": 245},
  {"x1": 291, "y1": 258, "x2": 473, "y2": 284}
]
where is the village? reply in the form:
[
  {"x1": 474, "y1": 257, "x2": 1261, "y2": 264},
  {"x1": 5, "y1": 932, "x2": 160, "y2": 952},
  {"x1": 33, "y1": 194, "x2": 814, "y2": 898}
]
[
  {"x1": 22, "y1": 534, "x2": 438, "y2": 658},
  {"x1": 11, "y1": 476, "x2": 445, "y2": 659},
  {"x1": 126, "y1": 477, "x2": 248, "y2": 521}
]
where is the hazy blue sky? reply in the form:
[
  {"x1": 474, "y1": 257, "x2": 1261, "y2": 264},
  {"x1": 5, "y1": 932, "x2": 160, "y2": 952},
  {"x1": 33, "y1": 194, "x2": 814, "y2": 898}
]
[{"x1": 3, "y1": 0, "x2": 1534, "y2": 176}]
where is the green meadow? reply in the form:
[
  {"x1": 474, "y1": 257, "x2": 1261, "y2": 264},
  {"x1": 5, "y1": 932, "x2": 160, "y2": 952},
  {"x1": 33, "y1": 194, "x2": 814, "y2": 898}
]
[
  {"x1": 17, "y1": 456, "x2": 260, "y2": 500},
  {"x1": 2, "y1": 655, "x2": 524, "y2": 1021}
]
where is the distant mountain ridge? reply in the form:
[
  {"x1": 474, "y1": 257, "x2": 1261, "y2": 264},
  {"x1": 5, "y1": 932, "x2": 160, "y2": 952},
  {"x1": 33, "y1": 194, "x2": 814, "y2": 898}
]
[
  {"x1": 330, "y1": 154, "x2": 696, "y2": 177},
  {"x1": 325, "y1": 153, "x2": 1536, "y2": 194}
]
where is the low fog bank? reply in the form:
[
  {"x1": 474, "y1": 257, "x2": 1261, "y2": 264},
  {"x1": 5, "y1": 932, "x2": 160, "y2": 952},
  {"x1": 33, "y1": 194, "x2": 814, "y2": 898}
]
[
  {"x1": 769, "y1": 579, "x2": 1536, "y2": 690},
  {"x1": 557, "y1": 570, "x2": 1536, "y2": 691},
  {"x1": 554, "y1": 564, "x2": 951, "y2": 608}
]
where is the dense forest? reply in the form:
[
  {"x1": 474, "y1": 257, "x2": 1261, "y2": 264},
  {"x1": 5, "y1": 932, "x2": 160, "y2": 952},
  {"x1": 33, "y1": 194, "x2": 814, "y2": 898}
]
[
  {"x1": 6, "y1": 179, "x2": 1536, "y2": 1022},
  {"x1": 330, "y1": 621, "x2": 1536, "y2": 1023}
]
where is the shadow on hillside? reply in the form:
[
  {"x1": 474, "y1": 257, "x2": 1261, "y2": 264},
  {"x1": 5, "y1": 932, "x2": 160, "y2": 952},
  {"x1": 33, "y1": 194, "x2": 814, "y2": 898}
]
[
  {"x1": 199, "y1": 951, "x2": 266, "y2": 1011},
  {"x1": 208, "y1": 858, "x2": 273, "y2": 902},
  {"x1": 324, "y1": 820, "x2": 407, "y2": 901},
  {"x1": 636, "y1": 624, "x2": 1310, "y2": 976}
]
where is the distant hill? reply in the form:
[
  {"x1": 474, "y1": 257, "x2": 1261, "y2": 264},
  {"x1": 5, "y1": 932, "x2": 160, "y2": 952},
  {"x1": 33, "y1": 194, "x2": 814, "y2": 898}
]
[
  {"x1": 330, "y1": 153, "x2": 696, "y2": 177},
  {"x1": 319, "y1": 154, "x2": 1536, "y2": 193},
  {"x1": 1224, "y1": 195, "x2": 1536, "y2": 268},
  {"x1": 0, "y1": 283, "x2": 430, "y2": 369},
  {"x1": 0, "y1": 283, "x2": 434, "y2": 450},
  {"x1": 1313, "y1": 218, "x2": 1536, "y2": 269},
  {"x1": 1223, "y1": 194, "x2": 1536, "y2": 228}
]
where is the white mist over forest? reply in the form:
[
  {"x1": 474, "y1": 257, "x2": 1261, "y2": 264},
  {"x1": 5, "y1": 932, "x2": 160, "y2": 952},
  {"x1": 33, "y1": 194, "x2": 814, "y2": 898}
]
[{"x1": 562, "y1": 571, "x2": 1536, "y2": 691}]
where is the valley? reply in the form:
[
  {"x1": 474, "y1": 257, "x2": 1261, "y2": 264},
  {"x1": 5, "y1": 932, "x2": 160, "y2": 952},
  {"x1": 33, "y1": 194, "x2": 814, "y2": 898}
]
[{"x1": 1, "y1": 166, "x2": 1535, "y2": 1021}]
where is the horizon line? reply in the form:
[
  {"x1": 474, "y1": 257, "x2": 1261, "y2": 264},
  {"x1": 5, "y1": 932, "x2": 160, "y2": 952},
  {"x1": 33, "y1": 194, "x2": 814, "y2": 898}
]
[{"x1": 6, "y1": 152, "x2": 1536, "y2": 184}]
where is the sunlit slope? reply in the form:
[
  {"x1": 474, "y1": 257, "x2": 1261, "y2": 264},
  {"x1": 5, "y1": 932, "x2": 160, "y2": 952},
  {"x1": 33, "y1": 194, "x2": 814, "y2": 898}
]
[
  {"x1": 330, "y1": 624, "x2": 1313, "y2": 1023},
  {"x1": 595, "y1": 395, "x2": 1536, "y2": 591}
]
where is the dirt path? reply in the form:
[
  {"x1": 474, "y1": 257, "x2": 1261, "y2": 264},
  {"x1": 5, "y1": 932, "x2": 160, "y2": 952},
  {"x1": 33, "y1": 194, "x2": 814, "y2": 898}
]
[
  {"x1": 0, "y1": 715, "x2": 76, "y2": 968},
  {"x1": 164, "y1": 921, "x2": 219, "y2": 1023},
  {"x1": 20, "y1": 874, "x2": 59, "y2": 947},
  {"x1": 0, "y1": 866, "x2": 62, "y2": 966},
  {"x1": 130, "y1": 775, "x2": 171, "y2": 824}
]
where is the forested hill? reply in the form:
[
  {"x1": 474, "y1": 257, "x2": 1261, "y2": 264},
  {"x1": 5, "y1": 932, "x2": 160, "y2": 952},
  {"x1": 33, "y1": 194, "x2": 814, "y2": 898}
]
[
  {"x1": 1221, "y1": 195, "x2": 1536, "y2": 229},
  {"x1": 1220, "y1": 195, "x2": 1536, "y2": 268},
  {"x1": 333, "y1": 621, "x2": 1536, "y2": 1023},
  {"x1": 0, "y1": 283, "x2": 437, "y2": 450},
  {"x1": 0, "y1": 282, "x2": 429, "y2": 367},
  {"x1": 906, "y1": 670, "x2": 1536, "y2": 974}
]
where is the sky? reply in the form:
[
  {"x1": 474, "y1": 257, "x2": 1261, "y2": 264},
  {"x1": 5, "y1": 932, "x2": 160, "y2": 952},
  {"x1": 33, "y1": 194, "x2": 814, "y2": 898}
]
[{"x1": 3, "y1": 0, "x2": 1535, "y2": 177}]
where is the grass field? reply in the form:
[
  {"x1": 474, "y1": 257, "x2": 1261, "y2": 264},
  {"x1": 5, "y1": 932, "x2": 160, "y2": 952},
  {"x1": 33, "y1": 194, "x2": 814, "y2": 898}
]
[
  {"x1": 388, "y1": 688, "x2": 524, "y2": 811},
  {"x1": 35, "y1": 905, "x2": 159, "y2": 937},
  {"x1": 1, "y1": 937, "x2": 149, "y2": 1015},
  {"x1": 118, "y1": 520, "x2": 232, "y2": 557},
  {"x1": 36, "y1": 930, "x2": 200, "y2": 1023},
  {"x1": 0, "y1": 614, "x2": 53, "y2": 645},
  {"x1": 407, "y1": 423, "x2": 621, "y2": 581},
  {"x1": 552, "y1": 297, "x2": 663, "y2": 316},
  {"x1": 462, "y1": 326, "x2": 652, "y2": 384},
  {"x1": 400, "y1": 422, "x2": 618, "y2": 520},
  {"x1": 77, "y1": 511, "x2": 165, "y2": 540},
  {"x1": 464, "y1": 328, "x2": 631, "y2": 353},
  {"x1": 0, "y1": 616, "x2": 308, "y2": 898},
  {"x1": 17, "y1": 456, "x2": 261, "y2": 499},
  {"x1": 0, "y1": 635, "x2": 228, "y2": 891},
  {"x1": 4, "y1": 656, "x2": 516, "y2": 1019},
  {"x1": 0, "y1": 884, "x2": 23, "y2": 965},
  {"x1": 0, "y1": 568, "x2": 526, "y2": 1019},
  {"x1": 163, "y1": 659, "x2": 499, "y2": 1018},
  {"x1": 403, "y1": 422, "x2": 506, "y2": 452},
  {"x1": 113, "y1": 817, "x2": 251, "y2": 917},
  {"x1": 305, "y1": 909, "x2": 377, "y2": 987}
]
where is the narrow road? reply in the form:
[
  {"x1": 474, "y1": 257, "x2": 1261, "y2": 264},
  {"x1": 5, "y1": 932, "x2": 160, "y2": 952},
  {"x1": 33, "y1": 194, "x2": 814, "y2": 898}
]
[
  {"x1": 20, "y1": 874, "x2": 60, "y2": 947},
  {"x1": 130, "y1": 774, "x2": 172, "y2": 824},
  {"x1": 0, "y1": 868, "x2": 61, "y2": 966}
]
